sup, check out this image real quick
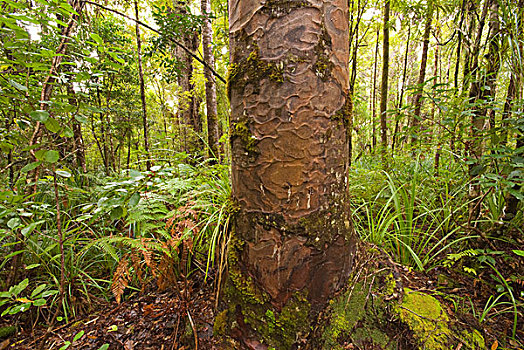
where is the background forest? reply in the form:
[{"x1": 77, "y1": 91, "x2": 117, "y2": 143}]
[{"x1": 0, "y1": 0, "x2": 523, "y2": 348}]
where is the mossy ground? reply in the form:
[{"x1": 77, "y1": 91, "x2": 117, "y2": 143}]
[
  {"x1": 316, "y1": 267, "x2": 402, "y2": 350},
  {"x1": 396, "y1": 288, "x2": 485, "y2": 350},
  {"x1": 0, "y1": 326, "x2": 16, "y2": 339},
  {"x1": 396, "y1": 288, "x2": 451, "y2": 349},
  {"x1": 308, "y1": 245, "x2": 488, "y2": 350}
]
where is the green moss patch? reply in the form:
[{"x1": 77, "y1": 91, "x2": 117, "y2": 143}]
[
  {"x1": 396, "y1": 288, "x2": 451, "y2": 349},
  {"x1": 321, "y1": 281, "x2": 393, "y2": 349},
  {"x1": 396, "y1": 288, "x2": 486, "y2": 350},
  {"x1": 227, "y1": 44, "x2": 284, "y2": 102},
  {"x1": 0, "y1": 326, "x2": 16, "y2": 339},
  {"x1": 316, "y1": 264, "x2": 403, "y2": 350}
]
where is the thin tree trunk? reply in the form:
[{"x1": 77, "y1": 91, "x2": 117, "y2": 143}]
[
  {"x1": 52, "y1": 164, "x2": 66, "y2": 317},
  {"x1": 487, "y1": 1, "x2": 501, "y2": 133},
  {"x1": 501, "y1": 75, "x2": 517, "y2": 146},
  {"x1": 67, "y1": 84, "x2": 86, "y2": 172},
  {"x1": 429, "y1": 11, "x2": 440, "y2": 145},
  {"x1": 411, "y1": 7, "x2": 433, "y2": 145},
  {"x1": 463, "y1": 0, "x2": 490, "y2": 93},
  {"x1": 347, "y1": 0, "x2": 364, "y2": 167},
  {"x1": 201, "y1": 0, "x2": 219, "y2": 161},
  {"x1": 135, "y1": 0, "x2": 151, "y2": 171},
  {"x1": 454, "y1": 0, "x2": 467, "y2": 89},
  {"x1": 467, "y1": 0, "x2": 501, "y2": 222},
  {"x1": 96, "y1": 87, "x2": 110, "y2": 175},
  {"x1": 504, "y1": 0, "x2": 524, "y2": 219},
  {"x1": 127, "y1": 130, "x2": 132, "y2": 174},
  {"x1": 173, "y1": 1, "x2": 201, "y2": 152},
  {"x1": 6, "y1": 109, "x2": 14, "y2": 189},
  {"x1": 372, "y1": 29, "x2": 379, "y2": 151},
  {"x1": 380, "y1": 0, "x2": 390, "y2": 161},
  {"x1": 90, "y1": 110, "x2": 107, "y2": 174},
  {"x1": 392, "y1": 23, "x2": 410, "y2": 153},
  {"x1": 28, "y1": 0, "x2": 83, "y2": 194}
]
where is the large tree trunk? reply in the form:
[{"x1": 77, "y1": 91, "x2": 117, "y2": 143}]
[
  {"x1": 379, "y1": 0, "x2": 390, "y2": 160},
  {"x1": 201, "y1": 0, "x2": 220, "y2": 161},
  {"x1": 223, "y1": 0, "x2": 355, "y2": 347}
]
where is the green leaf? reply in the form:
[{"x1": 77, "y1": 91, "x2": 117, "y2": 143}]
[
  {"x1": 507, "y1": 188, "x2": 524, "y2": 200},
  {"x1": 98, "y1": 345, "x2": 109, "y2": 350},
  {"x1": 11, "y1": 278, "x2": 29, "y2": 296},
  {"x1": 25, "y1": 263, "x2": 40, "y2": 270},
  {"x1": 9, "y1": 302, "x2": 31, "y2": 314},
  {"x1": 35, "y1": 149, "x2": 47, "y2": 161},
  {"x1": 41, "y1": 290, "x2": 59, "y2": 298},
  {"x1": 0, "y1": 142, "x2": 13, "y2": 152},
  {"x1": 110, "y1": 206, "x2": 123, "y2": 220},
  {"x1": 31, "y1": 284, "x2": 47, "y2": 298},
  {"x1": 512, "y1": 250, "x2": 524, "y2": 257},
  {"x1": 73, "y1": 330, "x2": 85, "y2": 342},
  {"x1": 56, "y1": 170, "x2": 72, "y2": 178},
  {"x1": 21, "y1": 161, "x2": 42, "y2": 173},
  {"x1": 129, "y1": 169, "x2": 142, "y2": 178},
  {"x1": 74, "y1": 115, "x2": 88, "y2": 123},
  {"x1": 44, "y1": 150, "x2": 59, "y2": 163},
  {"x1": 3, "y1": 250, "x2": 24, "y2": 261},
  {"x1": 60, "y1": 126, "x2": 74, "y2": 138},
  {"x1": 129, "y1": 193, "x2": 141, "y2": 207},
  {"x1": 8, "y1": 79, "x2": 27, "y2": 91},
  {"x1": 470, "y1": 165, "x2": 485, "y2": 176},
  {"x1": 108, "y1": 51, "x2": 125, "y2": 64},
  {"x1": 33, "y1": 299, "x2": 46, "y2": 307},
  {"x1": 44, "y1": 118, "x2": 61, "y2": 133},
  {"x1": 21, "y1": 220, "x2": 44, "y2": 236},
  {"x1": 89, "y1": 33, "x2": 103, "y2": 45},
  {"x1": 58, "y1": 341, "x2": 71, "y2": 350},
  {"x1": 7, "y1": 217, "x2": 21, "y2": 229},
  {"x1": 30, "y1": 110, "x2": 49, "y2": 122}
]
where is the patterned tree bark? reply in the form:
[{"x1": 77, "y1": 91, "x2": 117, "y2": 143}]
[{"x1": 224, "y1": 0, "x2": 355, "y2": 347}]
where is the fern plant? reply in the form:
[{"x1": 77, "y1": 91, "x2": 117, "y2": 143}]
[{"x1": 88, "y1": 159, "x2": 232, "y2": 304}]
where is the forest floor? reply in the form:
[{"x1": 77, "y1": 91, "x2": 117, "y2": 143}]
[
  {"x1": 2, "y1": 237, "x2": 523, "y2": 350},
  {"x1": 4, "y1": 271, "x2": 220, "y2": 350}
]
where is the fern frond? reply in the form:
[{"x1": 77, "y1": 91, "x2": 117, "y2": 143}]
[{"x1": 112, "y1": 256, "x2": 130, "y2": 304}]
